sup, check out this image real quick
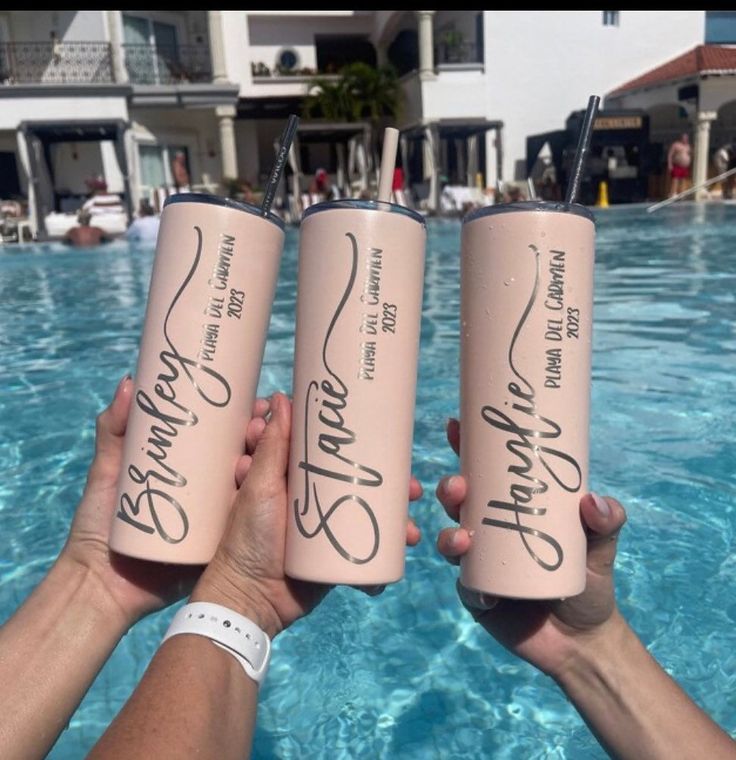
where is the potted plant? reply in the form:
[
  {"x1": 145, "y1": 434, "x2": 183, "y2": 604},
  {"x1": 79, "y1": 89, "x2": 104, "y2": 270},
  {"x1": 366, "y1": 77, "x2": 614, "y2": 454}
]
[
  {"x1": 438, "y1": 29, "x2": 467, "y2": 64},
  {"x1": 250, "y1": 62, "x2": 270, "y2": 77}
]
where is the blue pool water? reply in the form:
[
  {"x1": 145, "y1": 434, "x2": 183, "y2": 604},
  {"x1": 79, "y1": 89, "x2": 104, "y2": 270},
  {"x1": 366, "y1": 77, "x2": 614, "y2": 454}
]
[{"x1": 1, "y1": 204, "x2": 735, "y2": 758}]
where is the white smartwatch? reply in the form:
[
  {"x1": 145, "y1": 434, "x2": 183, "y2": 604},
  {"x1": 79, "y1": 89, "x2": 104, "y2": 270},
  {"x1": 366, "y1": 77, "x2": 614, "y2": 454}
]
[{"x1": 162, "y1": 602, "x2": 271, "y2": 685}]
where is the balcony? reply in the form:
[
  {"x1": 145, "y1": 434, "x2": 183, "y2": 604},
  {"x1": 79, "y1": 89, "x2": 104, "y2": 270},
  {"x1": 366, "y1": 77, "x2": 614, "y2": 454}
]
[
  {"x1": 435, "y1": 41, "x2": 483, "y2": 68},
  {"x1": 123, "y1": 44, "x2": 212, "y2": 85},
  {"x1": 0, "y1": 41, "x2": 114, "y2": 85}
]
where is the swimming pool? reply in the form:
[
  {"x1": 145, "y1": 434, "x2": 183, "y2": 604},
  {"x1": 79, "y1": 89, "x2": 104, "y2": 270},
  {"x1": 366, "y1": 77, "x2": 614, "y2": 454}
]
[{"x1": 1, "y1": 203, "x2": 734, "y2": 758}]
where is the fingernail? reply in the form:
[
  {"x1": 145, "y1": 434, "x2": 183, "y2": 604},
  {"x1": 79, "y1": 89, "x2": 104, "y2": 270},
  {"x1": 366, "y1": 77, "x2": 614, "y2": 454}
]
[
  {"x1": 446, "y1": 475, "x2": 460, "y2": 493},
  {"x1": 115, "y1": 373, "x2": 131, "y2": 397},
  {"x1": 450, "y1": 531, "x2": 463, "y2": 551},
  {"x1": 591, "y1": 492, "x2": 611, "y2": 517}
]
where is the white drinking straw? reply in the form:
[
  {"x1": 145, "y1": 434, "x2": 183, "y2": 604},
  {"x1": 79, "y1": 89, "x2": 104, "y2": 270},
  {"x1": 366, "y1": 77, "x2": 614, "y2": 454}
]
[{"x1": 377, "y1": 127, "x2": 400, "y2": 203}]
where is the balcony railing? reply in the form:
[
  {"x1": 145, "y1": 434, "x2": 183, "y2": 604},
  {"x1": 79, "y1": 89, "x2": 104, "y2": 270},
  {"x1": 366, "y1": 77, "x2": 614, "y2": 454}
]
[
  {"x1": 0, "y1": 42, "x2": 113, "y2": 85},
  {"x1": 435, "y1": 42, "x2": 483, "y2": 66},
  {"x1": 123, "y1": 44, "x2": 212, "y2": 85}
]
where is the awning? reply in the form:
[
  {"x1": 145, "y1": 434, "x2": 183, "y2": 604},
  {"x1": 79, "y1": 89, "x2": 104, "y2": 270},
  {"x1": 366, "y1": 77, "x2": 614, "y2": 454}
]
[
  {"x1": 295, "y1": 121, "x2": 371, "y2": 143},
  {"x1": 401, "y1": 118, "x2": 503, "y2": 141},
  {"x1": 19, "y1": 119, "x2": 132, "y2": 238}
]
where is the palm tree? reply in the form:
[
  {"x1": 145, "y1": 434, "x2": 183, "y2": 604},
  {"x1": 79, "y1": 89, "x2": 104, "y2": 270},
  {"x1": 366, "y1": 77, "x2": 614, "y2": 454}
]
[
  {"x1": 303, "y1": 63, "x2": 402, "y2": 193},
  {"x1": 304, "y1": 62, "x2": 401, "y2": 125},
  {"x1": 342, "y1": 62, "x2": 401, "y2": 125},
  {"x1": 303, "y1": 76, "x2": 355, "y2": 122}
]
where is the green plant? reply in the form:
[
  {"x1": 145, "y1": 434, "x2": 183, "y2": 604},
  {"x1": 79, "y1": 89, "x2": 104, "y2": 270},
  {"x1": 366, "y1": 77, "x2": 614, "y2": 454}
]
[
  {"x1": 303, "y1": 76, "x2": 355, "y2": 121},
  {"x1": 438, "y1": 29, "x2": 467, "y2": 63},
  {"x1": 303, "y1": 63, "x2": 401, "y2": 124},
  {"x1": 251, "y1": 61, "x2": 270, "y2": 77},
  {"x1": 440, "y1": 29, "x2": 465, "y2": 48},
  {"x1": 342, "y1": 62, "x2": 401, "y2": 123},
  {"x1": 222, "y1": 176, "x2": 241, "y2": 197}
]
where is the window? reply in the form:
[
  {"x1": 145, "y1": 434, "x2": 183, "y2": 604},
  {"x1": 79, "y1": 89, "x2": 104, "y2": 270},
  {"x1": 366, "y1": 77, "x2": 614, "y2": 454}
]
[
  {"x1": 603, "y1": 11, "x2": 620, "y2": 27},
  {"x1": 315, "y1": 36, "x2": 376, "y2": 74},
  {"x1": 706, "y1": 11, "x2": 736, "y2": 44},
  {"x1": 123, "y1": 15, "x2": 179, "y2": 84}
]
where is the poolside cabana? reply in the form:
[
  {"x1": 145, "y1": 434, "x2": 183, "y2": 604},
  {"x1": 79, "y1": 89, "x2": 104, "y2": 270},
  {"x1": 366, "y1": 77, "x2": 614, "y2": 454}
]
[
  {"x1": 18, "y1": 119, "x2": 132, "y2": 239},
  {"x1": 399, "y1": 118, "x2": 503, "y2": 214},
  {"x1": 280, "y1": 121, "x2": 372, "y2": 220}
]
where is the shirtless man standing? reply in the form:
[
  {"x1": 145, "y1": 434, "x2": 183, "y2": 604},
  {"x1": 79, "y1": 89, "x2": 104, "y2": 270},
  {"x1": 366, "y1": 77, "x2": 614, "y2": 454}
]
[{"x1": 667, "y1": 132, "x2": 692, "y2": 198}]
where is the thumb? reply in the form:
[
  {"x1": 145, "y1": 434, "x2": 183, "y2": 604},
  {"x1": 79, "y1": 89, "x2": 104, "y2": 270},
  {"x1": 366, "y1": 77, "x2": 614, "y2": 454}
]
[
  {"x1": 242, "y1": 393, "x2": 291, "y2": 498},
  {"x1": 580, "y1": 493, "x2": 627, "y2": 577},
  {"x1": 86, "y1": 375, "x2": 133, "y2": 488}
]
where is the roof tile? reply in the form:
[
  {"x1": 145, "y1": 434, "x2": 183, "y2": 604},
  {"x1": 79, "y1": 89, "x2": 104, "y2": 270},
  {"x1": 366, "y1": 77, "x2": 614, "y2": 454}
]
[{"x1": 610, "y1": 45, "x2": 736, "y2": 95}]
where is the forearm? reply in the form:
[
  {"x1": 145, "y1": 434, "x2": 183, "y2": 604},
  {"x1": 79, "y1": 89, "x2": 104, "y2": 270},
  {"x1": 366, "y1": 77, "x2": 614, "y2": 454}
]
[
  {"x1": 89, "y1": 580, "x2": 277, "y2": 760},
  {"x1": 556, "y1": 614, "x2": 735, "y2": 760},
  {"x1": 0, "y1": 555, "x2": 129, "y2": 759},
  {"x1": 89, "y1": 634, "x2": 258, "y2": 760}
]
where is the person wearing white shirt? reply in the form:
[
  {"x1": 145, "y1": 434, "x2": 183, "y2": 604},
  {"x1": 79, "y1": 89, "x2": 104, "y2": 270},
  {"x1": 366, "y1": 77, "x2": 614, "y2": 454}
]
[{"x1": 125, "y1": 200, "x2": 160, "y2": 243}]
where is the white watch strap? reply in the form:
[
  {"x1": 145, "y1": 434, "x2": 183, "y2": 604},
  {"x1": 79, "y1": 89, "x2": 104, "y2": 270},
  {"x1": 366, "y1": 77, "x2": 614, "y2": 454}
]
[{"x1": 163, "y1": 602, "x2": 271, "y2": 685}]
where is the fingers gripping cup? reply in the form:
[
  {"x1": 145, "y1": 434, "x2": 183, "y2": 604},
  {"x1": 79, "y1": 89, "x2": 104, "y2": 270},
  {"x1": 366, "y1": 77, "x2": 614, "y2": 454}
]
[
  {"x1": 110, "y1": 194, "x2": 285, "y2": 564},
  {"x1": 285, "y1": 199, "x2": 426, "y2": 585},
  {"x1": 459, "y1": 201, "x2": 595, "y2": 599}
]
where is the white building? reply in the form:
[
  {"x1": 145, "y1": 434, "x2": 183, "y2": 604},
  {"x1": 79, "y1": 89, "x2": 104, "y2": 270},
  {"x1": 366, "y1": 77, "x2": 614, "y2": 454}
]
[
  {"x1": 1, "y1": 10, "x2": 731, "y2": 234},
  {"x1": 606, "y1": 44, "x2": 736, "y2": 198},
  {"x1": 223, "y1": 11, "x2": 711, "y2": 206},
  {"x1": 0, "y1": 10, "x2": 238, "y2": 237}
]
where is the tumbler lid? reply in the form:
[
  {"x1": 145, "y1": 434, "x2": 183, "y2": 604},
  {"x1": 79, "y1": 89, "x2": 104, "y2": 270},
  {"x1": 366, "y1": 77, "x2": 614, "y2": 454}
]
[
  {"x1": 164, "y1": 193, "x2": 285, "y2": 230},
  {"x1": 464, "y1": 201, "x2": 594, "y2": 225},
  {"x1": 303, "y1": 198, "x2": 425, "y2": 227}
]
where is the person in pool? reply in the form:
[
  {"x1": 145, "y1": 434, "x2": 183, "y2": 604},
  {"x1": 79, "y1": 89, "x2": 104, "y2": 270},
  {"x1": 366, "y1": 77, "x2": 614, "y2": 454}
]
[
  {"x1": 0, "y1": 382, "x2": 733, "y2": 758},
  {"x1": 64, "y1": 209, "x2": 110, "y2": 247},
  {"x1": 125, "y1": 199, "x2": 160, "y2": 243}
]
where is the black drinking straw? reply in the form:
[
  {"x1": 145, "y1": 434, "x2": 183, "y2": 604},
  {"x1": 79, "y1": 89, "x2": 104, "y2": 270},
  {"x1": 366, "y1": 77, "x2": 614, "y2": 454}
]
[
  {"x1": 261, "y1": 114, "x2": 300, "y2": 217},
  {"x1": 565, "y1": 95, "x2": 600, "y2": 205}
]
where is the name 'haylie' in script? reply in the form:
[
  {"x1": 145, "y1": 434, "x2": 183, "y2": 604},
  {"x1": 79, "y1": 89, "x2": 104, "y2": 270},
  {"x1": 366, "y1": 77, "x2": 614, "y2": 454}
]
[{"x1": 480, "y1": 244, "x2": 582, "y2": 571}]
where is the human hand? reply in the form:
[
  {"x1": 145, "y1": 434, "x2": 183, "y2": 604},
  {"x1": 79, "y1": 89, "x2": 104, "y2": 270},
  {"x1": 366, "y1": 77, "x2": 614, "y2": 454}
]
[
  {"x1": 63, "y1": 376, "x2": 269, "y2": 627},
  {"x1": 191, "y1": 392, "x2": 423, "y2": 638},
  {"x1": 435, "y1": 417, "x2": 627, "y2": 680}
]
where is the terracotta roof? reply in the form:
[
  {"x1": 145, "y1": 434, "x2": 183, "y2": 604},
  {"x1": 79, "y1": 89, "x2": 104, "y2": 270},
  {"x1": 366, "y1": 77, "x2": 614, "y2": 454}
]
[{"x1": 610, "y1": 45, "x2": 736, "y2": 95}]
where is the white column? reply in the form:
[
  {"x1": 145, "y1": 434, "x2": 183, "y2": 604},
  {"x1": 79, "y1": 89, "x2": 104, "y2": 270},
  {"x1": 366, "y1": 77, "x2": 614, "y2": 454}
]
[
  {"x1": 467, "y1": 134, "x2": 478, "y2": 187},
  {"x1": 376, "y1": 43, "x2": 388, "y2": 68},
  {"x1": 208, "y1": 10, "x2": 228, "y2": 83},
  {"x1": 415, "y1": 11, "x2": 435, "y2": 80},
  {"x1": 216, "y1": 105, "x2": 238, "y2": 180},
  {"x1": 106, "y1": 11, "x2": 128, "y2": 84},
  {"x1": 694, "y1": 110, "x2": 717, "y2": 201}
]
